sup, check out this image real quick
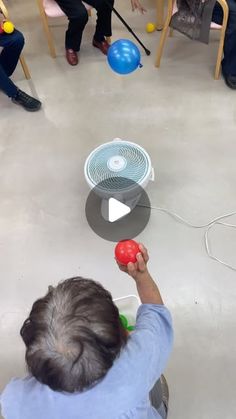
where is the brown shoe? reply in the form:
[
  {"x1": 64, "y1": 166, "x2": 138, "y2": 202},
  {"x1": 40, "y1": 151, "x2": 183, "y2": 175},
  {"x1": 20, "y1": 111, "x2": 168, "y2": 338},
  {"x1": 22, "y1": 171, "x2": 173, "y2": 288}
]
[
  {"x1": 66, "y1": 49, "x2": 79, "y2": 66},
  {"x1": 92, "y1": 39, "x2": 110, "y2": 55}
]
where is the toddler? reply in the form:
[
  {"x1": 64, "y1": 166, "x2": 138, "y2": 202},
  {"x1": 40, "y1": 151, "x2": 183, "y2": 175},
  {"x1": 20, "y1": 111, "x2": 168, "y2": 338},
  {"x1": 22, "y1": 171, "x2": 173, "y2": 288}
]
[{"x1": 0, "y1": 244, "x2": 173, "y2": 419}]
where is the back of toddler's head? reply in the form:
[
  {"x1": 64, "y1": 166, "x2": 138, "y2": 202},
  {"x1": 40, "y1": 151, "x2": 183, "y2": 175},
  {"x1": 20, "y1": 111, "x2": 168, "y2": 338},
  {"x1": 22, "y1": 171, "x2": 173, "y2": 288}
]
[{"x1": 20, "y1": 277, "x2": 127, "y2": 393}]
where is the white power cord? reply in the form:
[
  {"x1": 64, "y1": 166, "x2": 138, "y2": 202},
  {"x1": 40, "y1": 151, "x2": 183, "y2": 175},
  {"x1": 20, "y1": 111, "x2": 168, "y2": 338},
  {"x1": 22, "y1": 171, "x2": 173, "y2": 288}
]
[{"x1": 138, "y1": 205, "x2": 236, "y2": 272}]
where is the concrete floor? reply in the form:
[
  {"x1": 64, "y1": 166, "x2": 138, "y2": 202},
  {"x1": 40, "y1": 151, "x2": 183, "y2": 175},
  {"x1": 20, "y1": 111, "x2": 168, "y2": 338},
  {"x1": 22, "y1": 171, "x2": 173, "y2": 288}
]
[{"x1": 1, "y1": 0, "x2": 236, "y2": 418}]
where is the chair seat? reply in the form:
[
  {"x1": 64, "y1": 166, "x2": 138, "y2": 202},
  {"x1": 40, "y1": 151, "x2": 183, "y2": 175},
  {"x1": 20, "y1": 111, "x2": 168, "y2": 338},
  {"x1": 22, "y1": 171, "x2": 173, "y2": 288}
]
[
  {"x1": 43, "y1": 0, "x2": 91, "y2": 18},
  {"x1": 210, "y1": 22, "x2": 222, "y2": 29}
]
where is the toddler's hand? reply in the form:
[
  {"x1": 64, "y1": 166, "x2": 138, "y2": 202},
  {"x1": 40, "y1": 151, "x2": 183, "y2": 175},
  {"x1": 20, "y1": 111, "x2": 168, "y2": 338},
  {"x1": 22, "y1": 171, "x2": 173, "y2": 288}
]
[{"x1": 117, "y1": 243, "x2": 149, "y2": 281}]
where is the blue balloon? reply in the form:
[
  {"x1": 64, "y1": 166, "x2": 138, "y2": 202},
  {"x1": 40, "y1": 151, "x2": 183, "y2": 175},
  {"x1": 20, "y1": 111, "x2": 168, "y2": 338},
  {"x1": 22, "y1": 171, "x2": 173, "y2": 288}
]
[{"x1": 107, "y1": 39, "x2": 142, "y2": 75}]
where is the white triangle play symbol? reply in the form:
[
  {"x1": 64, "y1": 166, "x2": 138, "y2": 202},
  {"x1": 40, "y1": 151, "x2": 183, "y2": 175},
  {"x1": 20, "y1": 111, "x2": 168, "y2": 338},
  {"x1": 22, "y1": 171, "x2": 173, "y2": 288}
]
[{"x1": 108, "y1": 198, "x2": 131, "y2": 223}]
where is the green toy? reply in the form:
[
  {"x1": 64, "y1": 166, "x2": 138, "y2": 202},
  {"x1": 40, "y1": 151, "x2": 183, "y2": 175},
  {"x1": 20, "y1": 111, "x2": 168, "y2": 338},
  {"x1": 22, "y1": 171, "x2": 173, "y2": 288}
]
[{"x1": 119, "y1": 314, "x2": 135, "y2": 332}]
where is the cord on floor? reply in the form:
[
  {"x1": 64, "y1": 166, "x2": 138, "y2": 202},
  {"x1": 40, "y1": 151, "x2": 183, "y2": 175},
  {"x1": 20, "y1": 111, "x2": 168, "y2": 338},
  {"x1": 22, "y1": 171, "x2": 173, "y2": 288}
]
[{"x1": 138, "y1": 205, "x2": 236, "y2": 272}]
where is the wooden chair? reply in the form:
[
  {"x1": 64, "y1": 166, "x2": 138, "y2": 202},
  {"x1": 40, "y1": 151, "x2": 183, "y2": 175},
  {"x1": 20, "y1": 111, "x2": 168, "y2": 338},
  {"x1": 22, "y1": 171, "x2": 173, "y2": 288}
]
[
  {"x1": 0, "y1": 0, "x2": 31, "y2": 79},
  {"x1": 155, "y1": 0, "x2": 229, "y2": 79},
  {"x1": 156, "y1": 0, "x2": 164, "y2": 30},
  {"x1": 37, "y1": 0, "x2": 110, "y2": 58}
]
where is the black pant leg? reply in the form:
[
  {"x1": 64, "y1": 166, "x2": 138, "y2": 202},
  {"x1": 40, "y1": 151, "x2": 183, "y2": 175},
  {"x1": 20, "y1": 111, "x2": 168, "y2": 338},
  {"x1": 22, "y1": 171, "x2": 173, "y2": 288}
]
[
  {"x1": 212, "y1": 0, "x2": 236, "y2": 76},
  {"x1": 85, "y1": 0, "x2": 114, "y2": 41},
  {"x1": 0, "y1": 29, "x2": 24, "y2": 98},
  {"x1": 55, "y1": 0, "x2": 89, "y2": 50}
]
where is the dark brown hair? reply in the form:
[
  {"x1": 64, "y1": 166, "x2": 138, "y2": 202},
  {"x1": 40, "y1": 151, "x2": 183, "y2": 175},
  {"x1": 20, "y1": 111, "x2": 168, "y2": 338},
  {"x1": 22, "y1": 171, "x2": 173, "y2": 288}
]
[{"x1": 20, "y1": 277, "x2": 127, "y2": 392}]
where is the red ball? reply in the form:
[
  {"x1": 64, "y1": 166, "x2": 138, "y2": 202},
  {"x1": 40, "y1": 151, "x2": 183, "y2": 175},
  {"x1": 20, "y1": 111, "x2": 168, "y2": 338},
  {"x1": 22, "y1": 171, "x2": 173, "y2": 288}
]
[{"x1": 115, "y1": 239, "x2": 140, "y2": 265}]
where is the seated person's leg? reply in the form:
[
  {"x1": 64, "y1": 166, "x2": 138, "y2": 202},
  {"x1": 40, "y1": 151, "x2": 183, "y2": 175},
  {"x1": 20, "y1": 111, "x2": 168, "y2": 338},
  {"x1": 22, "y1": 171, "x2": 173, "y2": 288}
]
[
  {"x1": 212, "y1": 0, "x2": 236, "y2": 88},
  {"x1": 55, "y1": 0, "x2": 89, "y2": 65},
  {"x1": 86, "y1": 0, "x2": 114, "y2": 54},
  {"x1": 0, "y1": 29, "x2": 25, "y2": 76},
  {"x1": 0, "y1": 62, "x2": 19, "y2": 98},
  {"x1": 0, "y1": 54, "x2": 18, "y2": 98},
  {"x1": 0, "y1": 29, "x2": 41, "y2": 111}
]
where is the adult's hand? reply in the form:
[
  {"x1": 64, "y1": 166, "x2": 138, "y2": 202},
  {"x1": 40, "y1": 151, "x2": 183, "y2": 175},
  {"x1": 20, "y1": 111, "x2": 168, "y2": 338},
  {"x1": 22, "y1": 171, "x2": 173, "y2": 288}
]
[{"x1": 130, "y1": 0, "x2": 147, "y2": 14}]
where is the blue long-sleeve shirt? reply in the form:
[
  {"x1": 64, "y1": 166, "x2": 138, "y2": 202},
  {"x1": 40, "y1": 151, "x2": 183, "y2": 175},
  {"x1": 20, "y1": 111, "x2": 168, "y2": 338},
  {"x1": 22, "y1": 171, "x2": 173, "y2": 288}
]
[{"x1": 0, "y1": 304, "x2": 173, "y2": 419}]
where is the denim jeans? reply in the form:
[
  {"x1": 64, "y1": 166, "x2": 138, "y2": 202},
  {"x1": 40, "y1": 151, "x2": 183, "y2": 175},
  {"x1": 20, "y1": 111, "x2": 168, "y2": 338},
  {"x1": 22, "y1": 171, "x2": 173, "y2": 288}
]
[
  {"x1": 212, "y1": 0, "x2": 236, "y2": 76},
  {"x1": 0, "y1": 29, "x2": 24, "y2": 98}
]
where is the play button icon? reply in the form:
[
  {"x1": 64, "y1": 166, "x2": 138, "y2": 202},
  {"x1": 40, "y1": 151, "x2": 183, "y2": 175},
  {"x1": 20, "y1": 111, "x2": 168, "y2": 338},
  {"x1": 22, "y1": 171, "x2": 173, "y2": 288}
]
[
  {"x1": 85, "y1": 177, "x2": 151, "y2": 242},
  {"x1": 108, "y1": 198, "x2": 131, "y2": 222}
]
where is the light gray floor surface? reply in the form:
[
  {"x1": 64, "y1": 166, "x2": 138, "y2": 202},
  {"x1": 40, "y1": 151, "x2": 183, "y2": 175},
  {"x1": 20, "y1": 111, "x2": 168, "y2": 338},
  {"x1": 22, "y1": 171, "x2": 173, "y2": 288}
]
[{"x1": 1, "y1": 0, "x2": 236, "y2": 418}]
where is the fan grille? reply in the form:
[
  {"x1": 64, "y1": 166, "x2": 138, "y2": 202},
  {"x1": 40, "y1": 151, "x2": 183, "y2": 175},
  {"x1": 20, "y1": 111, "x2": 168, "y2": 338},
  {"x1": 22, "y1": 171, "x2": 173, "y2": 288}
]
[{"x1": 85, "y1": 142, "x2": 149, "y2": 190}]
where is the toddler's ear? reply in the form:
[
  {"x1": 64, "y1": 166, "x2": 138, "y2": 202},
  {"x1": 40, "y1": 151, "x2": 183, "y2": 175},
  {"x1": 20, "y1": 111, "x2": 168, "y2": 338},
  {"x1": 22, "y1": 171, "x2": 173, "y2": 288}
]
[{"x1": 20, "y1": 318, "x2": 35, "y2": 346}]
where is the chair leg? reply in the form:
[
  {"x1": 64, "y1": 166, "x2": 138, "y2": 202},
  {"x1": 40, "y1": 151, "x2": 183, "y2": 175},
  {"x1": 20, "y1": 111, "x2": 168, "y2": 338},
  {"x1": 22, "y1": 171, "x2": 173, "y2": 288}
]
[
  {"x1": 214, "y1": 1, "x2": 229, "y2": 79},
  {"x1": 37, "y1": 0, "x2": 56, "y2": 58},
  {"x1": 42, "y1": 14, "x2": 57, "y2": 58},
  {"x1": 155, "y1": 0, "x2": 173, "y2": 67},
  {"x1": 0, "y1": 0, "x2": 9, "y2": 19},
  {"x1": 156, "y1": 0, "x2": 164, "y2": 30},
  {"x1": 19, "y1": 55, "x2": 31, "y2": 80},
  {"x1": 215, "y1": 41, "x2": 223, "y2": 79},
  {"x1": 155, "y1": 27, "x2": 170, "y2": 67}
]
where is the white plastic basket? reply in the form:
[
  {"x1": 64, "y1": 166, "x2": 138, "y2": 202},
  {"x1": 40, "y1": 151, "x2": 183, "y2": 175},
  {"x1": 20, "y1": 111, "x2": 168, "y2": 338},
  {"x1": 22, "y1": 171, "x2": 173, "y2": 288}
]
[{"x1": 114, "y1": 294, "x2": 140, "y2": 327}]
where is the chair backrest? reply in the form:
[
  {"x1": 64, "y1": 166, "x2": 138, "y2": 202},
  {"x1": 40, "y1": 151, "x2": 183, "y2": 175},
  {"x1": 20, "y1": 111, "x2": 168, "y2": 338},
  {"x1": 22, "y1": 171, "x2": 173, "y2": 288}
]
[
  {"x1": 172, "y1": 0, "x2": 223, "y2": 29},
  {"x1": 42, "y1": 0, "x2": 91, "y2": 18}
]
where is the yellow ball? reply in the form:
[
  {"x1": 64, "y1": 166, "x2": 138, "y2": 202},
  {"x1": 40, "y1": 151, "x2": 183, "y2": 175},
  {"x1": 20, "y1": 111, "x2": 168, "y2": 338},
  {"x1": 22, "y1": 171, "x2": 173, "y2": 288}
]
[
  {"x1": 146, "y1": 22, "x2": 156, "y2": 33},
  {"x1": 3, "y1": 21, "x2": 15, "y2": 34}
]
